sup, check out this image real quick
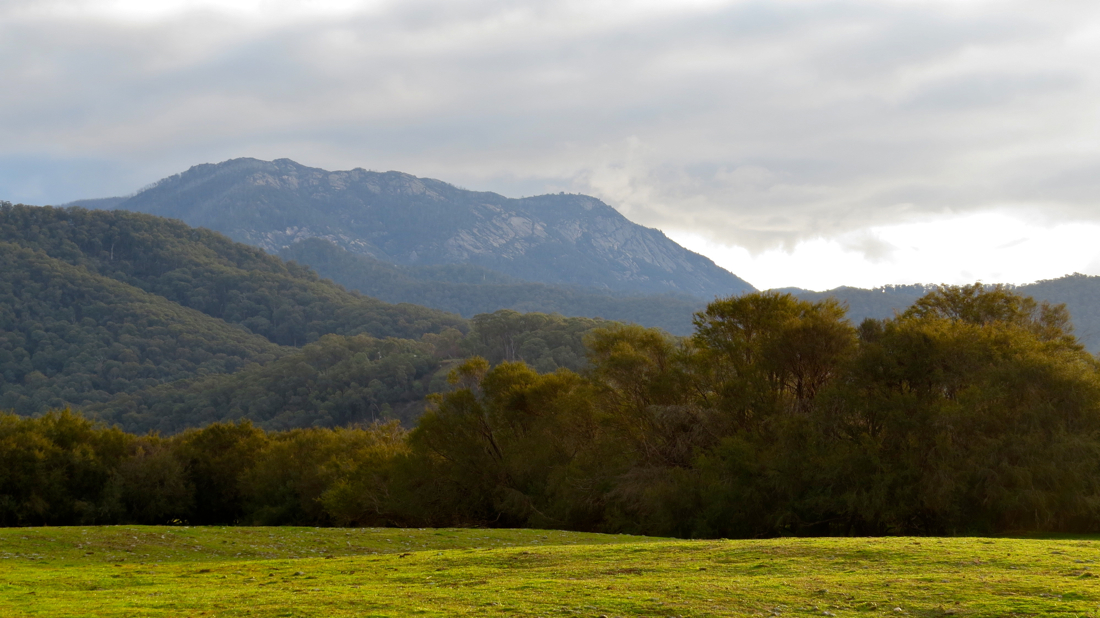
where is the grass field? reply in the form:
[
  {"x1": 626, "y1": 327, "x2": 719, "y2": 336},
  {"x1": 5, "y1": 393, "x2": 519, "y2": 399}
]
[{"x1": 0, "y1": 526, "x2": 1098, "y2": 617}]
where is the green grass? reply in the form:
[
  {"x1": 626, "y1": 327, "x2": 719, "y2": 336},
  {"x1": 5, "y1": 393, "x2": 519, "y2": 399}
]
[{"x1": 1, "y1": 526, "x2": 1098, "y2": 617}]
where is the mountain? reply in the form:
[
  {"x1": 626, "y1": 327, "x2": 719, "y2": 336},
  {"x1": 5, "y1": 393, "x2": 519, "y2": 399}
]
[
  {"x1": 90, "y1": 157, "x2": 754, "y2": 299},
  {"x1": 791, "y1": 276, "x2": 1100, "y2": 353},
  {"x1": 279, "y1": 237, "x2": 704, "y2": 335},
  {"x1": 0, "y1": 203, "x2": 465, "y2": 417}
]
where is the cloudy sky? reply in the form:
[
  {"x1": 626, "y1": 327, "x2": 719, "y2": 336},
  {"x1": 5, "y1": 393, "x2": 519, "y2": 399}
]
[{"x1": 3, "y1": 0, "x2": 1100, "y2": 291}]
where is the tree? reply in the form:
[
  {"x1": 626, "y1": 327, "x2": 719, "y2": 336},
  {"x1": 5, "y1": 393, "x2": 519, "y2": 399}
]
[
  {"x1": 403, "y1": 357, "x2": 603, "y2": 528},
  {"x1": 692, "y1": 291, "x2": 855, "y2": 426},
  {"x1": 831, "y1": 284, "x2": 1100, "y2": 533}
]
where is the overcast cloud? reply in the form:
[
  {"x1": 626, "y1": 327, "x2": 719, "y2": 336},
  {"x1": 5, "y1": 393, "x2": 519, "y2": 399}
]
[{"x1": 3, "y1": 0, "x2": 1100, "y2": 289}]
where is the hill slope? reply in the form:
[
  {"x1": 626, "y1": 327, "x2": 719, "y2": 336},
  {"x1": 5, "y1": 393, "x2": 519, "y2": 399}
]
[
  {"x1": 0, "y1": 241, "x2": 282, "y2": 414},
  {"x1": 0, "y1": 204, "x2": 465, "y2": 345},
  {"x1": 89, "y1": 309, "x2": 608, "y2": 434},
  {"x1": 280, "y1": 238, "x2": 704, "y2": 335},
  {"x1": 89, "y1": 334, "x2": 444, "y2": 434},
  {"x1": 0, "y1": 203, "x2": 466, "y2": 416},
  {"x1": 95, "y1": 157, "x2": 754, "y2": 299}
]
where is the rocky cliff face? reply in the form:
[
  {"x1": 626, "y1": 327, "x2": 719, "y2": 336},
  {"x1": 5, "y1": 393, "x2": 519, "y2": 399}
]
[{"x1": 111, "y1": 158, "x2": 755, "y2": 299}]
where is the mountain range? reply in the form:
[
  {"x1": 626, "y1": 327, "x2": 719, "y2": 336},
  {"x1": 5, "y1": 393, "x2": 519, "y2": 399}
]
[{"x1": 78, "y1": 158, "x2": 754, "y2": 301}]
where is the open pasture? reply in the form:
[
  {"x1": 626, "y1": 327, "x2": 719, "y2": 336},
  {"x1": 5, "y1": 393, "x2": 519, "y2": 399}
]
[{"x1": 0, "y1": 527, "x2": 1098, "y2": 617}]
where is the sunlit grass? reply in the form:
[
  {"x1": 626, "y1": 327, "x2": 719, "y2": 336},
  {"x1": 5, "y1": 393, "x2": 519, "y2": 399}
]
[{"x1": 1, "y1": 526, "x2": 1098, "y2": 617}]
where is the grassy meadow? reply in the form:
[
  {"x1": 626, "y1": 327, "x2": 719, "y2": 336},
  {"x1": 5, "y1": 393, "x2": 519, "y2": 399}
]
[{"x1": 0, "y1": 526, "x2": 1098, "y2": 617}]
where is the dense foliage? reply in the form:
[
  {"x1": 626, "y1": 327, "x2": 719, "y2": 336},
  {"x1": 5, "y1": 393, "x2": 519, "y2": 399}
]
[
  {"x1": 89, "y1": 335, "x2": 451, "y2": 435},
  {"x1": 0, "y1": 203, "x2": 466, "y2": 415},
  {"x1": 0, "y1": 204, "x2": 465, "y2": 346},
  {"x1": 6, "y1": 285, "x2": 1100, "y2": 536},
  {"x1": 0, "y1": 410, "x2": 406, "y2": 527},
  {"x1": 459, "y1": 309, "x2": 602, "y2": 373},
  {"x1": 281, "y1": 238, "x2": 702, "y2": 335},
  {"x1": 0, "y1": 241, "x2": 282, "y2": 414},
  {"x1": 77, "y1": 310, "x2": 603, "y2": 434}
]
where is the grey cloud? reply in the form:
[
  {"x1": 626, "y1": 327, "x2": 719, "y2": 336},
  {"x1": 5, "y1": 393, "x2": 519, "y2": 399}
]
[
  {"x1": 899, "y1": 72, "x2": 1081, "y2": 111},
  {"x1": 841, "y1": 232, "x2": 897, "y2": 264},
  {"x1": 1, "y1": 0, "x2": 1099, "y2": 250}
]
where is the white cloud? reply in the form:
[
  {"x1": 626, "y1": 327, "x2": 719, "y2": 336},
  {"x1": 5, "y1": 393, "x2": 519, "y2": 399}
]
[{"x1": 668, "y1": 210, "x2": 1100, "y2": 291}]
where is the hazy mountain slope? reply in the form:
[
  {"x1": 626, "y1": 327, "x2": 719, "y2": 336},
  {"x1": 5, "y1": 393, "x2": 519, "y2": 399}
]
[
  {"x1": 280, "y1": 238, "x2": 703, "y2": 335},
  {"x1": 1019, "y1": 274, "x2": 1100, "y2": 353},
  {"x1": 0, "y1": 241, "x2": 284, "y2": 415},
  {"x1": 792, "y1": 276, "x2": 1100, "y2": 353},
  {"x1": 792, "y1": 284, "x2": 932, "y2": 324},
  {"x1": 66, "y1": 196, "x2": 126, "y2": 210},
  {"x1": 104, "y1": 157, "x2": 754, "y2": 298}
]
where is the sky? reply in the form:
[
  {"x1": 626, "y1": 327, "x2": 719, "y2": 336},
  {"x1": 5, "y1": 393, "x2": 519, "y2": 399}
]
[{"x1": 3, "y1": 0, "x2": 1100, "y2": 291}]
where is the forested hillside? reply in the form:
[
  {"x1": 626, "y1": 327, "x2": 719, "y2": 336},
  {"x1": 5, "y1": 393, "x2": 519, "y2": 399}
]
[
  {"x1": 0, "y1": 241, "x2": 282, "y2": 414},
  {"x1": 790, "y1": 284, "x2": 931, "y2": 324},
  {"x1": 86, "y1": 310, "x2": 604, "y2": 434},
  {"x1": 281, "y1": 238, "x2": 702, "y2": 335},
  {"x1": 81, "y1": 157, "x2": 754, "y2": 299},
  {"x1": 89, "y1": 335, "x2": 448, "y2": 434},
  {"x1": 0, "y1": 203, "x2": 465, "y2": 417},
  {"x1": 0, "y1": 204, "x2": 465, "y2": 345}
]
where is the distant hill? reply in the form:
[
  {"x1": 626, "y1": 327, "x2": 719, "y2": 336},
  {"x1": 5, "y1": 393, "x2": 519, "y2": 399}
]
[
  {"x1": 0, "y1": 203, "x2": 465, "y2": 417},
  {"x1": 280, "y1": 238, "x2": 704, "y2": 336},
  {"x1": 1015, "y1": 274, "x2": 1100, "y2": 351},
  {"x1": 66, "y1": 196, "x2": 126, "y2": 210},
  {"x1": 0, "y1": 204, "x2": 464, "y2": 345},
  {"x1": 92, "y1": 310, "x2": 608, "y2": 435},
  {"x1": 0, "y1": 239, "x2": 283, "y2": 414},
  {"x1": 791, "y1": 276, "x2": 1100, "y2": 353},
  {"x1": 791, "y1": 284, "x2": 933, "y2": 323},
  {"x1": 85, "y1": 157, "x2": 754, "y2": 299}
]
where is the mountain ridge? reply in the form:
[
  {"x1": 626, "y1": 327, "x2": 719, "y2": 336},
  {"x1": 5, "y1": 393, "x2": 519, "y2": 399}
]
[{"x1": 79, "y1": 157, "x2": 755, "y2": 299}]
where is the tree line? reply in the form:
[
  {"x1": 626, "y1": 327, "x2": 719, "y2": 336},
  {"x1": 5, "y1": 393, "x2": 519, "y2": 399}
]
[{"x1": 4, "y1": 284, "x2": 1100, "y2": 536}]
